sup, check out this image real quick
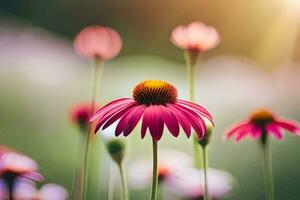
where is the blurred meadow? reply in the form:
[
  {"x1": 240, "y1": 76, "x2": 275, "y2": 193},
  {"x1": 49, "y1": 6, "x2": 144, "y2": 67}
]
[{"x1": 1, "y1": 0, "x2": 300, "y2": 199}]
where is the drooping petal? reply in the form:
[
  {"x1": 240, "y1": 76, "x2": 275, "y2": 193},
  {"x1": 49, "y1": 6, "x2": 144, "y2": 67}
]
[
  {"x1": 90, "y1": 98, "x2": 133, "y2": 121},
  {"x1": 158, "y1": 105, "x2": 180, "y2": 137},
  {"x1": 251, "y1": 125, "x2": 262, "y2": 139},
  {"x1": 167, "y1": 104, "x2": 191, "y2": 137},
  {"x1": 173, "y1": 104, "x2": 206, "y2": 140},
  {"x1": 94, "y1": 102, "x2": 137, "y2": 133},
  {"x1": 275, "y1": 119, "x2": 300, "y2": 134},
  {"x1": 266, "y1": 123, "x2": 283, "y2": 140},
  {"x1": 177, "y1": 100, "x2": 213, "y2": 123},
  {"x1": 224, "y1": 121, "x2": 251, "y2": 140},
  {"x1": 235, "y1": 124, "x2": 254, "y2": 141},
  {"x1": 141, "y1": 108, "x2": 151, "y2": 139},
  {"x1": 116, "y1": 105, "x2": 146, "y2": 136},
  {"x1": 147, "y1": 106, "x2": 164, "y2": 142}
]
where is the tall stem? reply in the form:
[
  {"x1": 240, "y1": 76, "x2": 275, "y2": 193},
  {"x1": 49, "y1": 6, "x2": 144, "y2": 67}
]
[
  {"x1": 150, "y1": 141, "x2": 158, "y2": 200},
  {"x1": 107, "y1": 164, "x2": 114, "y2": 200},
  {"x1": 70, "y1": 134, "x2": 85, "y2": 200},
  {"x1": 184, "y1": 51, "x2": 201, "y2": 168},
  {"x1": 81, "y1": 59, "x2": 102, "y2": 200},
  {"x1": 261, "y1": 140, "x2": 274, "y2": 200},
  {"x1": 119, "y1": 162, "x2": 129, "y2": 200},
  {"x1": 202, "y1": 146, "x2": 209, "y2": 200}
]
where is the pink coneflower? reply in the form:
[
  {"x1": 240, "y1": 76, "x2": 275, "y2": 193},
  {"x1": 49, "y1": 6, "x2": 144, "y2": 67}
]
[
  {"x1": 0, "y1": 152, "x2": 42, "y2": 182},
  {"x1": 0, "y1": 152, "x2": 43, "y2": 200},
  {"x1": 74, "y1": 26, "x2": 122, "y2": 61},
  {"x1": 225, "y1": 108, "x2": 300, "y2": 142},
  {"x1": 225, "y1": 108, "x2": 300, "y2": 200},
  {"x1": 91, "y1": 80, "x2": 213, "y2": 200},
  {"x1": 70, "y1": 103, "x2": 101, "y2": 132},
  {"x1": 170, "y1": 22, "x2": 220, "y2": 53},
  {"x1": 91, "y1": 80, "x2": 213, "y2": 142}
]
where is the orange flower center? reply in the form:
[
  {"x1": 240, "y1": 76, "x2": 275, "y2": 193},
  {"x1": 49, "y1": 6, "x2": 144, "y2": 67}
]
[
  {"x1": 133, "y1": 80, "x2": 177, "y2": 105},
  {"x1": 250, "y1": 109, "x2": 275, "y2": 125}
]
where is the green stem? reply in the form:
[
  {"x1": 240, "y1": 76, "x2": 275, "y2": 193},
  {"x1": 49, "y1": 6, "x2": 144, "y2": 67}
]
[
  {"x1": 81, "y1": 59, "x2": 102, "y2": 200},
  {"x1": 108, "y1": 164, "x2": 114, "y2": 200},
  {"x1": 70, "y1": 134, "x2": 85, "y2": 200},
  {"x1": 202, "y1": 146, "x2": 209, "y2": 200},
  {"x1": 261, "y1": 140, "x2": 274, "y2": 200},
  {"x1": 150, "y1": 141, "x2": 158, "y2": 200},
  {"x1": 184, "y1": 50, "x2": 201, "y2": 169},
  {"x1": 119, "y1": 162, "x2": 129, "y2": 200}
]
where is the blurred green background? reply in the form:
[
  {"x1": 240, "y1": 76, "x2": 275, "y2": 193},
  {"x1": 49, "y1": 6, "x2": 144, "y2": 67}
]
[{"x1": 1, "y1": 0, "x2": 300, "y2": 199}]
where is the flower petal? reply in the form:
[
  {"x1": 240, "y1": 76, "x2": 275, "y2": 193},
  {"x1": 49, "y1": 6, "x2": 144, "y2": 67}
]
[
  {"x1": 159, "y1": 105, "x2": 180, "y2": 137},
  {"x1": 224, "y1": 121, "x2": 250, "y2": 140},
  {"x1": 116, "y1": 105, "x2": 146, "y2": 136},
  {"x1": 275, "y1": 119, "x2": 300, "y2": 134},
  {"x1": 94, "y1": 102, "x2": 136, "y2": 133},
  {"x1": 177, "y1": 100, "x2": 213, "y2": 124},
  {"x1": 167, "y1": 104, "x2": 191, "y2": 137},
  {"x1": 147, "y1": 106, "x2": 164, "y2": 142},
  {"x1": 266, "y1": 123, "x2": 283, "y2": 140},
  {"x1": 90, "y1": 98, "x2": 133, "y2": 121},
  {"x1": 173, "y1": 104, "x2": 206, "y2": 140}
]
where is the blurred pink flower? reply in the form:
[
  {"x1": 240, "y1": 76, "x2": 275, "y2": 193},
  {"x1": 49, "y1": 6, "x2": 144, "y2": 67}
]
[
  {"x1": 0, "y1": 152, "x2": 43, "y2": 182},
  {"x1": 170, "y1": 22, "x2": 220, "y2": 52},
  {"x1": 14, "y1": 179, "x2": 68, "y2": 200},
  {"x1": 166, "y1": 168, "x2": 234, "y2": 200},
  {"x1": 225, "y1": 108, "x2": 300, "y2": 141},
  {"x1": 128, "y1": 149, "x2": 192, "y2": 189},
  {"x1": 69, "y1": 103, "x2": 101, "y2": 132},
  {"x1": 74, "y1": 26, "x2": 122, "y2": 60},
  {"x1": 90, "y1": 80, "x2": 213, "y2": 142}
]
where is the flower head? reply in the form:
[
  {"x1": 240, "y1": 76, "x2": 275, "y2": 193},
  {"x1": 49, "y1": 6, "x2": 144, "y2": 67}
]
[
  {"x1": 170, "y1": 22, "x2": 220, "y2": 52},
  {"x1": 225, "y1": 108, "x2": 300, "y2": 142},
  {"x1": 91, "y1": 80, "x2": 213, "y2": 142},
  {"x1": 70, "y1": 103, "x2": 100, "y2": 132},
  {"x1": 74, "y1": 26, "x2": 122, "y2": 60},
  {"x1": 100, "y1": 124, "x2": 126, "y2": 164},
  {"x1": 0, "y1": 152, "x2": 43, "y2": 182}
]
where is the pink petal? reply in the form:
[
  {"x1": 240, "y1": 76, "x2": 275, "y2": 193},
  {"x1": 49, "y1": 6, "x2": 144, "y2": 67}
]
[
  {"x1": 141, "y1": 109, "x2": 151, "y2": 139},
  {"x1": 275, "y1": 119, "x2": 300, "y2": 134},
  {"x1": 158, "y1": 105, "x2": 180, "y2": 137},
  {"x1": 224, "y1": 121, "x2": 250, "y2": 140},
  {"x1": 177, "y1": 100, "x2": 213, "y2": 124},
  {"x1": 235, "y1": 124, "x2": 254, "y2": 141},
  {"x1": 173, "y1": 104, "x2": 206, "y2": 140},
  {"x1": 116, "y1": 105, "x2": 146, "y2": 136},
  {"x1": 167, "y1": 104, "x2": 191, "y2": 137},
  {"x1": 147, "y1": 106, "x2": 164, "y2": 142},
  {"x1": 94, "y1": 102, "x2": 136, "y2": 133},
  {"x1": 90, "y1": 98, "x2": 133, "y2": 121},
  {"x1": 266, "y1": 123, "x2": 283, "y2": 140},
  {"x1": 251, "y1": 125, "x2": 262, "y2": 139}
]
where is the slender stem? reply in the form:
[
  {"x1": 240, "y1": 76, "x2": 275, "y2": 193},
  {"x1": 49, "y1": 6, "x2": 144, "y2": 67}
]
[
  {"x1": 150, "y1": 141, "x2": 158, "y2": 200},
  {"x1": 119, "y1": 162, "x2": 129, "y2": 200},
  {"x1": 202, "y1": 146, "x2": 209, "y2": 200},
  {"x1": 70, "y1": 134, "x2": 84, "y2": 200},
  {"x1": 184, "y1": 51, "x2": 201, "y2": 169},
  {"x1": 108, "y1": 164, "x2": 114, "y2": 200},
  {"x1": 261, "y1": 140, "x2": 274, "y2": 200},
  {"x1": 81, "y1": 59, "x2": 102, "y2": 200}
]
